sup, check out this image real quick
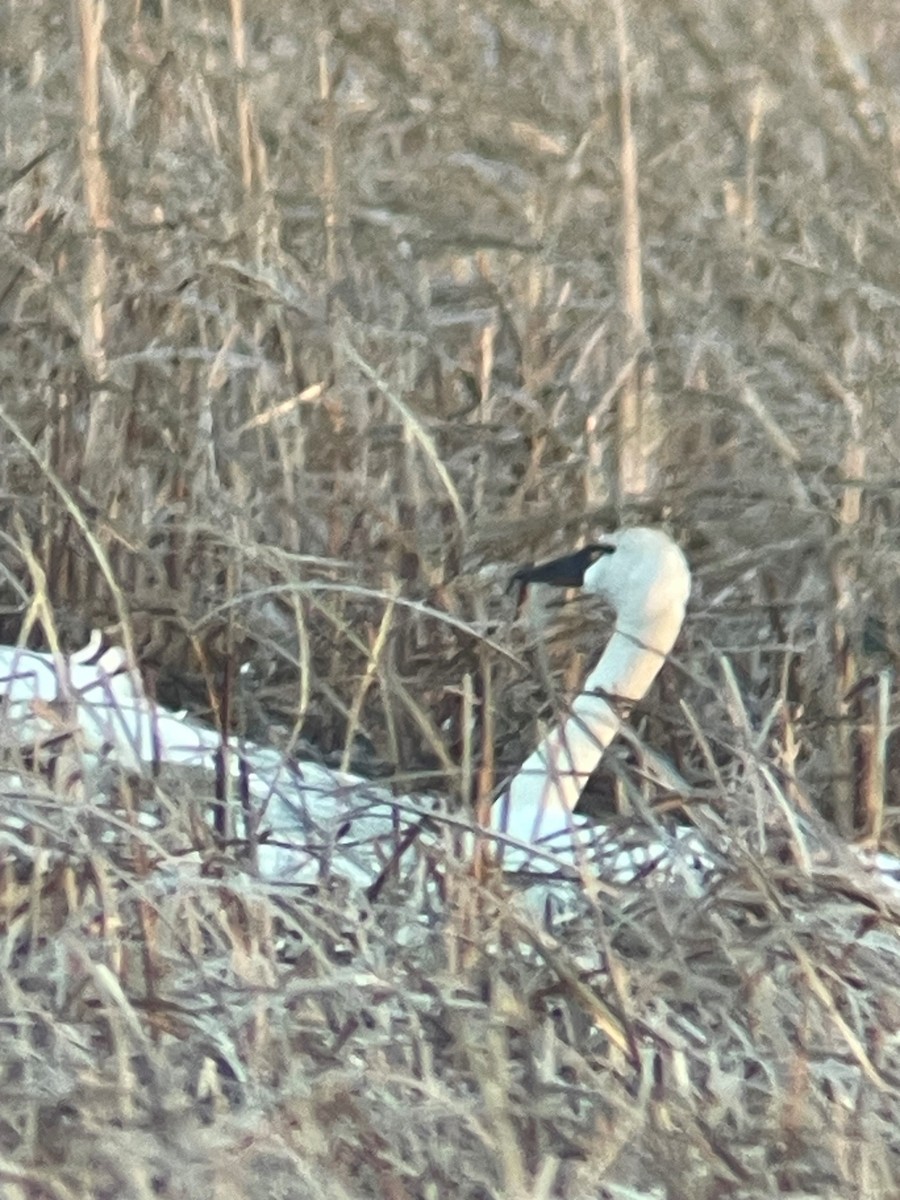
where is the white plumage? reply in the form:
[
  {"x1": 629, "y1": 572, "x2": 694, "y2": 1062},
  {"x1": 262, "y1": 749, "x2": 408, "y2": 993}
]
[
  {"x1": 494, "y1": 527, "x2": 691, "y2": 849},
  {"x1": 0, "y1": 528, "x2": 895, "y2": 898}
]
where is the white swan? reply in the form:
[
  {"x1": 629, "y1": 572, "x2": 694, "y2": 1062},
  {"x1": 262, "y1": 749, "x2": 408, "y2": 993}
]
[
  {"x1": 1, "y1": 528, "x2": 898, "y2": 899},
  {"x1": 0, "y1": 528, "x2": 694, "y2": 888}
]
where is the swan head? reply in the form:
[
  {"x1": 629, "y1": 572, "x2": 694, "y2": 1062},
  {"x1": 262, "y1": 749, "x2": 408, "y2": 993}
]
[{"x1": 511, "y1": 526, "x2": 691, "y2": 641}]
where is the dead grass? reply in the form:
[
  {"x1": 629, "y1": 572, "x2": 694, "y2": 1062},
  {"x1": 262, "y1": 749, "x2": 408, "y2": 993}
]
[
  {"x1": 2, "y1": 0, "x2": 900, "y2": 1195},
  {"x1": 1, "y1": 744, "x2": 900, "y2": 1199}
]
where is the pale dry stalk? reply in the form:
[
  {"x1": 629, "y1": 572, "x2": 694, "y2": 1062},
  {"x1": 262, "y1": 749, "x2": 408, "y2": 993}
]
[
  {"x1": 318, "y1": 30, "x2": 339, "y2": 283},
  {"x1": 611, "y1": 0, "x2": 659, "y2": 502},
  {"x1": 229, "y1": 0, "x2": 254, "y2": 193},
  {"x1": 74, "y1": 0, "x2": 115, "y2": 481}
]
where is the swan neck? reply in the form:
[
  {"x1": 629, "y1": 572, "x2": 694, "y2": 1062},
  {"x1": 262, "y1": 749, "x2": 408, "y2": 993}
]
[{"x1": 491, "y1": 605, "x2": 684, "y2": 849}]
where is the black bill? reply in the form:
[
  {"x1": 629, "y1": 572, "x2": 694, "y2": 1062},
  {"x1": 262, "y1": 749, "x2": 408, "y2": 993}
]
[{"x1": 508, "y1": 542, "x2": 613, "y2": 606}]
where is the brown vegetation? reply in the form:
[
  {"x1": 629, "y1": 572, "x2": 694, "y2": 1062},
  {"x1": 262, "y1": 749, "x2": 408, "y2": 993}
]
[{"x1": 1, "y1": 0, "x2": 900, "y2": 1195}]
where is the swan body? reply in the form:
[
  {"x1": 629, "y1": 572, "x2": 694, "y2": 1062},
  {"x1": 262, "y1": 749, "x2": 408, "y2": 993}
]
[
  {"x1": 0, "y1": 635, "x2": 396, "y2": 886},
  {"x1": 0, "y1": 530, "x2": 689, "y2": 883},
  {"x1": 0, "y1": 528, "x2": 692, "y2": 888},
  {"x1": 1, "y1": 531, "x2": 899, "y2": 901}
]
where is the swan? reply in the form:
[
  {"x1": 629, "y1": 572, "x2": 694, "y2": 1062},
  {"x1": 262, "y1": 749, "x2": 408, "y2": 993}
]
[
  {"x1": 1, "y1": 527, "x2": 898, "y2": 899},
  {"x1": 0, "y1": 528, "x2": 694, "y2": 887}
]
